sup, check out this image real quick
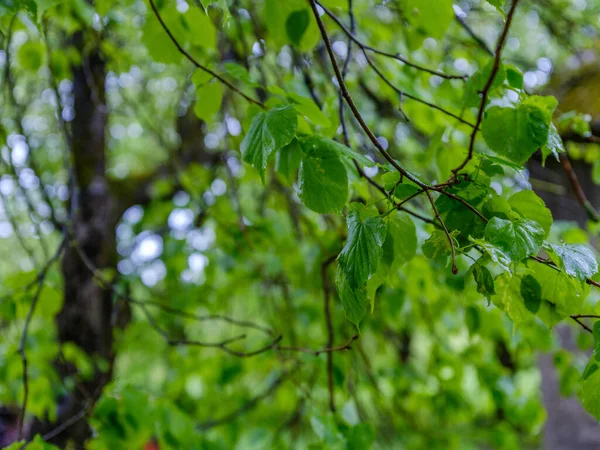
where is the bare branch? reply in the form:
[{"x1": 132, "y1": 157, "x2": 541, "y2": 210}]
[
  {"x1": 455, "y1": 13, "x2": 494, "y2": 56},
  {"x1": 452, "y1": 0, "x2": 521, "y2": 176},
  {"x1": 146, "y1": 0, "x2": 265, "y2": 109},
  {"x1": 307, "y1": 0, "x2": 427, "y2": 189},
  {"x1": 560, "y1": 153, "x2": 600, "y2": 222},
  {"x1": 316, "y1": 0, "x2": 467, "y2": 80},
  {"x1": 425, "y1": 190, "x2": 457, "y2": 274}
]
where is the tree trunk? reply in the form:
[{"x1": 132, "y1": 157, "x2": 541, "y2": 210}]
[{"x1": 36, "y1": 37, "x2": 123, "y2": 448}]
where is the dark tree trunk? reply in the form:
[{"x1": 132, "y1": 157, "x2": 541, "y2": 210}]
[{"x1": 34, "y1": 37, "x2": 124, "y2": 448}]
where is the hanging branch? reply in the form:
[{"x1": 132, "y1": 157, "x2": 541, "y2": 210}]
[
  {"x1": 146, "y1": 0, "x2": 265, "y2": 109},
  {"x1": 425, "y1": 190, "x2": 457, "y2": 274},
  {"x1": 306, "y1": 0, "x2": 427, "y2": 190},
  {"x1": 455, "y1": 13, "x2": 494, "y2": 56},
  {"x1": 315, "y1": 0, "x2": 467, "y2": 80},
  {"x1": 277, "y1": 335, "x2": 359, "y2": 356},
  {"x1": 452, "y1": 0, "x2": 521, "y2": 176},
  {"x1": 322, "y1": 254, "x2": 337, "y2": 411},
  {"x1": 560, "y1": 153, "x2": 600, "y2": 222}
]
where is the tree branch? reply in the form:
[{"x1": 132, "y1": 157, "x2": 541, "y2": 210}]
[
  {"x1": 560, "y1": 153, "x2": 600, "y2": 222},
  {"x1": 146, "y1": 0, "x2": 265, "y2": 109},
  {"x1": 316, "y1": 0, "x2": 467, "y2": 80},
  {"x1": 452, "y1": 0, "x2": 521, "y2": 176}
]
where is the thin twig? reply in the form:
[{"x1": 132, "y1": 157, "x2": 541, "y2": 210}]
[
  {"x1": 571, "y1": 316, "x2": 593, "y2": 333},
  {"x1": 146, "y1": 0, "x2": 264, "y2": 109},
  {"x1": 560, "y1": 153, "x2": 600, "y2": 221},
  {"x1": 455, "y1": 13, "x2": 494, "y2": 56},
  {"x1": 425, "y1": 190, "x2": 457, "y2": 274},
  {"x1": 452, "y1": 0, "x2": 521, "y2": 176},
  {"x1": 70, "y1": 235, "x2": 281, "y2": 357},
  {"x1": 307, "y1": 0, "x2": 426, "y2": 189},
  {"x1": 316, "y1": 0, "x2": 466, "y2": 80},
  {"x1": 277, "y1": 335, "x2": 359, "y2": 356},
  {"x1": 360, "y1": 48, "x2": 474, "y2": 127}
]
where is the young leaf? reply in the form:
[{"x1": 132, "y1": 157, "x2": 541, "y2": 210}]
[
  {"x1": 388, "y1": 213, "x2": 417, "y2": 267},
  {"x1": 546, "y1": 243, "x2": 598, "y2": 283},
  {"x1": 481, "y1": 103, "x2": 550, "y2": 164},
  {"x1": 193, "y1": 82, "x2": 223, "y2": 122},
  {"x1": 393, "y1": 184, "x2": 421, "y2": 201},
  {"x1": 470, "y1": 237, "x2": 512, "y2": 272},
  {"x1": 491, "y1": 273, "x2": 533, "y2": 326},
  {"x1": 531, "y1": 263, "x2": 584, "y2": 328},
  {"x1": 241, "y1": 105, "x2": 297, "y2": 181},
  {"x1": 303, "y1": 136, "x2": 374, "y2": 167},
  {"x1": 508, "y1": 190, "x2": 553, "y2": 238},
  {"x1": 276, "y1": 139, "x2": 302, "y2": 182},
  {"x1": 463, "y1": 61, "x2": 506, "y2": 108},
  {"x1": 579, "y1": 324, "x2": 600, "y2": 418},
  {"x1": 541, "y1": 123, "x2": 565, "y2": 165},
  {"x1": 520, "y1": 274, "x2": 542, "y2": 313},
  {"x1": 468, "y1": 263, "x2": 496, "y2": 300},
  {"x1": 337, "y1": 205, "x2": 387, "y2": 288},
  {"x1": 485, "y1": 0, "x2": 505, "y2": 17},
  {"x1": 336, "y1": 273, "x2": 368, "y2": 328},
  {"x1": 423, "y1": 230, "x2": 455, "y2": 261},
  {"x1": 298, "y1": 137, "x2": 348, "y2": 213},
  {"x1": 405, "y1": 0, "x2": 454, "y2": 40},
  {"x1": 286, "y1": 9, "x2": 310, "y2": 47},
  {"x1": 484, "y1": 217, "x2": 545, "y2": 263}
]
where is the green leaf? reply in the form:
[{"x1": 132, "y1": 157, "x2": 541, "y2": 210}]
[
  {"x1": 531, "y1": 263, "x2": 584, "y2": 328},
  {"x1": 579, "y1": 355, "x2": 600, "y2": 420},
  {"x1": 223, "y1": 62, "x2": 259, "y2": 87},
  {"x1": 393, "y1": 184, "x2": 421, "y2": 201},
  {"x1": 298, "y1": 137, "x2": 349, "y2": 213},
  {"x1": 337, "y1": 273, "x2": 368, "y2": 328},
  {"x1": 593, "y1": 321, "x2": 600, "y2": 361},
  {"x1": 381, "y1": 172, "x2": 401, "y2": 190},
  {"x1": 264, "y1": 0, "x2": 320, "y2": 51},
  {"x1": 481, "y1": 103, "x2": 551, "y2": 164},
  {"x1": 302, "y1": 136, "x2": 374, "y2": 167},
  {"x1": 286, "y1": 9, "x2": 310, "y2": 47},
  {"x1": 143, "y1": 6, "x2": 216, "y2": 64},
  {"x1": 405, "y1": 0, "x2": 454, "y2": 40},
  {"x1": 541, "y1": 123, "x2": 565, "y2": 165},
  {"x1": 484, "y1": 217, "x2": 545, "y2": 263},
  {"x1": 17, "y1": 41, "x2": 44, "y2": 72},
  {"x1": 346, "y1": 423, "x2": 375, "y2": 450},
  {"x1": 388, "y1": 213, "x2": 417, "y2": 267},
  {"x1": 491, "y1": 273, "x2": 533, "y2": 326},
  {"x1": 506, "y1": 65, "x2": 524, "y2": 89},
  {"x1": 485, "y1": 0, "x2": 505, "y2": 17},
  {"x1": 423, "y1": 230, "x2": 455, "y2": 262},
  {"x1": 241, "y1": 105, "x2": 298, "y2": 181},
  {"x1": 508, "y1": 190, "x2": 553, "y2": 238},
  {"x1": 546, "y1": 243, "x2": 598, "y2": 283},
  {"x1": 463, "y1": 61, "x2": 506, "y2": 108},
  {"x1": 468, "y1": 263, "x2": 496, "y2": 300},
  {"x1": 193, "y1": 82, "x2": 223, "y2": 122},
  {"x1": 337, "y1": 205, "x2": 387, "y2": 288},
  {"x1": 520, "y1": 274, "x2": 542, "y2": 313},
  {"x1": 470, "y1": 236, "x2": 512, "y2": 272},
  {"x1": 276, "y1": 139, "x2": 302, "y2": 182}
]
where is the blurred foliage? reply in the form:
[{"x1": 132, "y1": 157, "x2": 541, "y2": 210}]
[{"x1": 1, "y1": 0, "x2": 600, "y2": 449}]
